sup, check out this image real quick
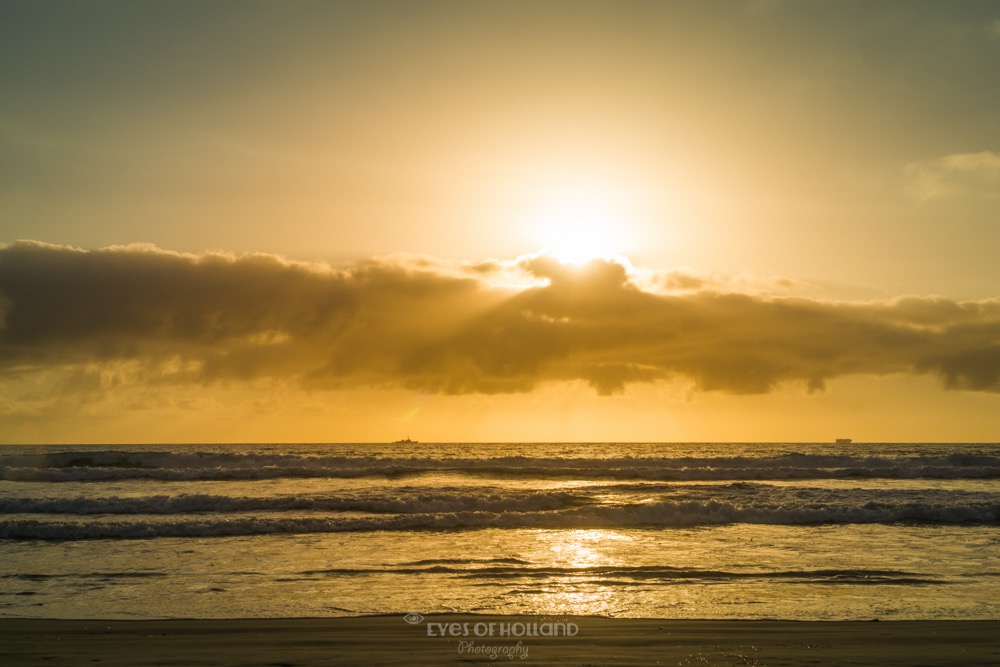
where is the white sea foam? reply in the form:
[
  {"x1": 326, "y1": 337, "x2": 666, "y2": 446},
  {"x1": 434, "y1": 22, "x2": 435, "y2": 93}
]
[
  {"x1": 3, "y1": 449, "x2": 999, "y2": 482},
  {"x1": 2, "y1": 444, "x2": 999, "y2": 621},
  {"x1": 0, "y1": 490, "x2": 588, "y2": 515},
  {"x1": 3, "y1": 496, "x2": 997, "y2": 540},
  {"x1": 2, "y1": 445, "x2": 998, "y2": 540}
]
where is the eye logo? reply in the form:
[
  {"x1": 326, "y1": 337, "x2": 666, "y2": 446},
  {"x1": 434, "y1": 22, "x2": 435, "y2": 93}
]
[{"x1": 403, "y1": 613, "x2": 424, "y2": 625}]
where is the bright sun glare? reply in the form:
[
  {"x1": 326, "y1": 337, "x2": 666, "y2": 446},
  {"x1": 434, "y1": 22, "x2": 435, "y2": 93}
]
[{"x1": 526, "y1": 177, "x2": 635, "y2": 264}]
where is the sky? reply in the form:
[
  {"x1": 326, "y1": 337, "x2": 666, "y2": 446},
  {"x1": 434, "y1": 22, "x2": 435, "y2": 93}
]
[{"x1": 1, "y1": 0, "x2": 999, "y2": 443}]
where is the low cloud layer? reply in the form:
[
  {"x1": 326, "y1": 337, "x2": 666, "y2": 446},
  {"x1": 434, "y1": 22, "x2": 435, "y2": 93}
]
[
  {"x1": 907, "y1": 151, "x2": 1000, "y2": 200},
  {"x1": 2, "y1": 241, "x2": 999, "y2": 398}
]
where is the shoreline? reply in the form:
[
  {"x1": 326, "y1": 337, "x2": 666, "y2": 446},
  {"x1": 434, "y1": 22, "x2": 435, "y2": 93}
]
[{"x1": 3, "y1": 615, "x2": 999, "y2": 666}]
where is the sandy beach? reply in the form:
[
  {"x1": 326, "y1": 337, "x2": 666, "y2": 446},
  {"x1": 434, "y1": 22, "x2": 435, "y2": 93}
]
[{"x1": 2, "y1": 615, "x2": 999, "y2": 666}]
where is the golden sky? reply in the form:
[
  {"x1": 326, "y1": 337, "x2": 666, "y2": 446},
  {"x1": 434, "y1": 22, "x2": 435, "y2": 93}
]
[{"x1": 1, "y1": 1, "x2": 999, "y2": 442}]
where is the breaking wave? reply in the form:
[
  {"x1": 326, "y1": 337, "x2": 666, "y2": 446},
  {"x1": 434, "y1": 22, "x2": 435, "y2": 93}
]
[
  {"x1": 0, "y1": 489, "x2": 588, "y2": 515},
  {"x1": 3, "y1": 445, "x2": 997, "y2": 541},
  {"x1": 3, "y1": 449, "x2": 999, "y2": 482},
  {"x1": 3, "y1": 496, "x2": 998, "y2": 540}
]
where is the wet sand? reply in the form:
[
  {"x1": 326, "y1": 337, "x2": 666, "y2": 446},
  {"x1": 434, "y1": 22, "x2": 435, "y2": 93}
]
[{"x1": 2, "y1": 615, "x2": 999, "y2": 666}]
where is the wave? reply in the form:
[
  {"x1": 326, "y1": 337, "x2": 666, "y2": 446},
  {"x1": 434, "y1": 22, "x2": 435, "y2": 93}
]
[
  {"x1": 0, "y1": 564, "x2": 942, "y2": 586},
  {"x1": 395, "y1": 557, "x2": 534, "y2": 567},
  {"x1": 2, "y1": 484, "x2": 992, "y2": 516},
  {"x1": 298, "y1": 564, "x2": 944, "y2": 586},
  {"x1": 3, "y1": 497, "x2": 998, "y2": 539},
  {"x1": 4, "y1": 450, "x2": 1000, "y2": 482},
  {"x1": 0, "y1": 490, "x2": 588, "y2": 515},
  {"x1": 0, "y1": 481, "x2": 997, "y2": 515}
]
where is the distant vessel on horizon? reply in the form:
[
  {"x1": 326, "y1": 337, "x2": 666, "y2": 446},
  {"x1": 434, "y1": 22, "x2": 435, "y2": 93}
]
[
  {"x1": 391, "y1": 437, "x2": 417, "y2": 444},
  {"x1": 835, "y1": 438, "x2": 853, "y2": 444}
]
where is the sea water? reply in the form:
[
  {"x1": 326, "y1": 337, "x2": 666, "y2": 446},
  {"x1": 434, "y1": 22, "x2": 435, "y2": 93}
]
[{"x1": 1, "y1": 442, "x2": 998, "y2": 620}]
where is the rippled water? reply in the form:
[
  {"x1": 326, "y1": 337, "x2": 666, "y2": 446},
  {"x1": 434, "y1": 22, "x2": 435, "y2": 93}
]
[{"x1": 2, "y1": 442, "x2": 998, "y2": 619}]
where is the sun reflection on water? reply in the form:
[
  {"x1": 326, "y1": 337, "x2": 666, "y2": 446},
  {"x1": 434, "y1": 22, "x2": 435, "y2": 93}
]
[
  {"x1": 547, "y1": 528, "x2": 630, "y2": 568},
  {"x1": 521, "y1": 529, "x2": 635, "y2": 616}
]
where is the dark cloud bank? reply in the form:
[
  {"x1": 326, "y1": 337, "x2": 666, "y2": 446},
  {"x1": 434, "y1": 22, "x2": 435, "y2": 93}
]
[{"x1": 1, "y1": 241, "x2": 999, "y2": 396}]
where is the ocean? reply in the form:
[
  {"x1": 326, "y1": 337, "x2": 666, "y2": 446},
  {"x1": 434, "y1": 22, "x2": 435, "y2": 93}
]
[{"x1": 1, "y1": 442, "x2": 998, "y2": 621}]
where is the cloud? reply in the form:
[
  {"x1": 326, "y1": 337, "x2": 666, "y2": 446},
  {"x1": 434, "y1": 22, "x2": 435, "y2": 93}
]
[
  {"x1": 906, "y1": 151, "x2": 1000, "y2": 200},
  {"x1": 2, "y1": 241, "x2": 1000, "y2": 401},
  {"x1": 635, "y1": 266, "x2": 815, "y2": 296}
]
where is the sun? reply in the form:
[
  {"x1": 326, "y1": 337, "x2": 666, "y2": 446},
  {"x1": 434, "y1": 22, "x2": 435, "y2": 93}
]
[{"x1": 523, "y1": 176, "x2": 637, "y2": 264}]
